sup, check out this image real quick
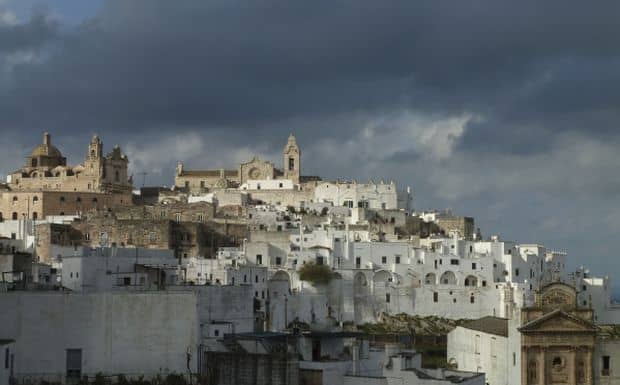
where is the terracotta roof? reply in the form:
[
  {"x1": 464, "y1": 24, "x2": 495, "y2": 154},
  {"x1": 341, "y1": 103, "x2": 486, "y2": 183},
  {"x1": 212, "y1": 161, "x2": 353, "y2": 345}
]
[{"x1": 461, "y1": 316, "x2": 508, "y2": 337}]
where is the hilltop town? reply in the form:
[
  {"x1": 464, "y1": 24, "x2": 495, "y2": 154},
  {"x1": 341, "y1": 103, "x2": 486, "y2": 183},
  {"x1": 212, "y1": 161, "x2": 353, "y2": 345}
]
[{"x1": 0, "y1": 133, "x2": 618, "y2": 385}]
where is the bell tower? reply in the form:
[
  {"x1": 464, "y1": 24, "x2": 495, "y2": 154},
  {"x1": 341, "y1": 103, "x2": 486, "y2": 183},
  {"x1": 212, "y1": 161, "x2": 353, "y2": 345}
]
[
  {"x1": 283, "y1": 133, "x2": 300, "y2": 184},
  {"x1": 84, "y1": 135, "x2": 103, "y2": 182}
]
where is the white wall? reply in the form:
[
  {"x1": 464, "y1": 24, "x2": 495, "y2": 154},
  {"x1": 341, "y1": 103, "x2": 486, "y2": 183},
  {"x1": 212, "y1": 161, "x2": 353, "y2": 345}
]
[
  {"x1": 0, "y1": 291, "x2": 199, "y2": 380},
  {"x1": 447, "y1": 327, "x2": 508, "y2": 385}
]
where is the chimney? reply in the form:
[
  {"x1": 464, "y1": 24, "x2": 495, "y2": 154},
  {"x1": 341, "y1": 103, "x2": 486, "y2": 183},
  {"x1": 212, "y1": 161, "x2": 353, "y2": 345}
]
[{"x1": 43, "y1": 132, "x2": 50, "y2": 145}]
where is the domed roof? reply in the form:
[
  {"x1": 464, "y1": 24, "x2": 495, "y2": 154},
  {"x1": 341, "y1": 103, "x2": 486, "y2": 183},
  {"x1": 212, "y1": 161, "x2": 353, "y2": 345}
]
[
  {"x1": 31, "y1": 144, "x2": 63, "y2": 158},
  {"x1": 30, "y1": 132, "x2": 63, "y2": 159}
]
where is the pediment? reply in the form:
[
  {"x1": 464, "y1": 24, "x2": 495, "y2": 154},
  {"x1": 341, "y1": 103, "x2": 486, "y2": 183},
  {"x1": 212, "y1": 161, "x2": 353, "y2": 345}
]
[{"x1": 520, "y1": 310, "x2": 596, "y2": 334}]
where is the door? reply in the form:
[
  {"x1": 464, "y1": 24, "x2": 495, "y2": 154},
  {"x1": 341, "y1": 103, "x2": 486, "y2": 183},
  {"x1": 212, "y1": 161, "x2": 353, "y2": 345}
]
[{"x1": 66, "y1": 349, "x2": 82, "y2": 383}]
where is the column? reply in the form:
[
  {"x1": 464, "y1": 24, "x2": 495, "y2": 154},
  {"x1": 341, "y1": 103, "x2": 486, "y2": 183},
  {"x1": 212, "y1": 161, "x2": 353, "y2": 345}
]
[
  {"x1": 538, "y1": 348, "x2": 546, "y2": 385},
  {"x1": 568, "y1": 349, "x2": 576, "y2": 385},
  {"x1": 585, "y1": 348, "x2": 593, "y2": 385},
  {"x1": 521, "y1": 348, "x2": 528, "y2": 385}
]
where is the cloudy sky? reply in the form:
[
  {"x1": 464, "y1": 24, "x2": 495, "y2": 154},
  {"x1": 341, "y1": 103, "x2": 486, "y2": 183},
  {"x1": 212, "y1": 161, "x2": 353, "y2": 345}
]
[{"x1": 1, "y1": 1, "x2": 619, "y2": 293}]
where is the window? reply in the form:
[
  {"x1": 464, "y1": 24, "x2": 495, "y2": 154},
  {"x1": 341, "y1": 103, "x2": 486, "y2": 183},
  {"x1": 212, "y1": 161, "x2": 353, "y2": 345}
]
[
  {"x1": 5, "y1": 347, "x2": 8, "y2": 369},
  {"x1": 214, "y1": 329, "x2": 219, "y2": 337},
  {"x1": 33, "y1": 196, "x2": 39, "y2": 202},
  {"x1": 472, "y1": 263, "x2": 477, "y2": 270},
  {"x1": 243, "y1": 275, "x2": 247, "y2": 283},
  {"x1": 60, "y1": 196, "x2": 65, "y2": 202},
  {"x1": 76, "y1": 197, "x2": 81, "y2": 203},
  {"x1": 256, "y1": 254, "x2": 263, "y2": 265},
  {"x1": 513, "y1": 352, "x2": 516, "y2": 366},
  {"x1": 386, "y1": 293, "x2": 391, "y2": 303},
  {"x1": 123, "y1": 277, "x2": 131, "y2": 286},
  {"x1": 450, "y1": 259, "x2": 459, "y2": 265},
  {"x1": 316, "y1": 257, "x2": 324, "y2": 265},
  {"x1": 395, "y1": 256, "x2": 401, "y2": 264},
  {"x1": 175, "y1": 213, "x2": 181, "y2": 222},
  {"x1": 276, "y1": 257, "x2": 282, "y2": 265},
  {"x1": 92, "y1": 197, "x2": 98, "y2": 203},
  {"x1": 381, "y1": 256, "x2": 387, "y2": 264},
  {"x1": 255, "y1": 275, "x2": 259, "y2": 283},
  {"x1": 433, "y1": 292, "x2": 438, "y2": 303},
  {"x1": 200, "y1": 181, "x2": 205, "y2": 188},
  {"x1": 289, "y1": 157, "x2": 295, "y2": 171},
  {"x1": 356, "y1": 257, "x2": 361, "y2": 268},
  {"x1": 482, "y1": 280, "x2": 487, "y2": 287},
  {"x1": 32, "y1": 212, "x2": 38, "y2": 220},
  {"x1": 12, "y1": 212, "x2": 17, "y2": 220},
  {"x1": 515, "y1": 268, "x2": 520, "y2": 277},
  {"x1": 602, "y1": 356, "x2": 610, "y2": 376},
  {"x1": 474, "y1": 335, "x2": 480, "y2": 354},
  {"x1": 470, "y1": 295, "x2": 475, "y2": 304},
  {"x1": 12, "y1": 196, "x2": 17, "y2": 202},
  {"x1": 279, "y1": 183, "x2": 283, "y2": 188},
  {"x1": 184, "y1": 181, "x2": 190, "y2": 189}
]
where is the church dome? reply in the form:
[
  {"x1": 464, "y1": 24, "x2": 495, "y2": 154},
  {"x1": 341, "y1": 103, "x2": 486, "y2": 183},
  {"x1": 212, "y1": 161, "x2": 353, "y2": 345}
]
[
  {"x1": 31, "y1": 143, "x2": 63, "y2": 158},
  {"x1": 30, "y1": 132, "x2": 63, "y2": 159}
]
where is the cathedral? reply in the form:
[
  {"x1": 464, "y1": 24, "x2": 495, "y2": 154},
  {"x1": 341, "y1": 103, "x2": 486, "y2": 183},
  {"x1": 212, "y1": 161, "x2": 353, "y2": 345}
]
[
  {"x1": 175, "y1": 134, "x2": 308, "y2": 193},
  {"x1": 7, "y1": 133, "x2": 131, "y2": 194},
  {"x1": 0, "y1": 133, "x2": 132, "y2": 220}
]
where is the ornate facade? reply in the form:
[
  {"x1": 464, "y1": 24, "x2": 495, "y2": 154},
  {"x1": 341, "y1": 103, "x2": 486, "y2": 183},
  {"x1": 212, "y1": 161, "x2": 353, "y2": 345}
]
[
  {"x1": 7, "y1": 133, "x2": 132, "y2": 194},
  {"x1": 0, "y1": 133, "x2": 133, "y2": 220},
  {"x1": 175, "y1": 134, "x2": 305, "y2": 192},
  {"x1": 519, "y1": 282, "x2": 597, "y2": 385}
]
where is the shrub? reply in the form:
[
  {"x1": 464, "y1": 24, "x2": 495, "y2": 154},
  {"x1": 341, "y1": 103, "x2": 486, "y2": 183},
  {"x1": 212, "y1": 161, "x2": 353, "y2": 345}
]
[{"x1": 298, "y1": 263, "x2": 333, "y2": 285}]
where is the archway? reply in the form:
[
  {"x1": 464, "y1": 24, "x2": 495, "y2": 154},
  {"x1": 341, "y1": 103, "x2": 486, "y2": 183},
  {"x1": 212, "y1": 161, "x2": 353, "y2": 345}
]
[
  {"x1": 464, "y1": 275, "x2": 478, "y2": 287},
  {"x1": 440, "y1": 271, "x2": 457, "y2": 285},
  {"x1": 425, "y1": 273, "x2": 437, "y2": 285}
]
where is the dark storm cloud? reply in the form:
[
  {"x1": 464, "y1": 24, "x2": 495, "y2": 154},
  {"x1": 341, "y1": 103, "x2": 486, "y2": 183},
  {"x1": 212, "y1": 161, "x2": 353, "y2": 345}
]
[
  {"x1": 0, "y1": 7, "x2": 57, "y2": 53},
  {"x1": 2, "y1": 0, "x2": 620, "y2": 148}
]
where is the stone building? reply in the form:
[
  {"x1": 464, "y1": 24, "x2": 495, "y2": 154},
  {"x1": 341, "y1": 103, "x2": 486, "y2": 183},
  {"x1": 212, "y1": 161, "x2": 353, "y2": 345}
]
[
  {"x1": 0, "y1": 133, "x2": 132, "y2": 221},
  {"x1": 7, "y1": 133, "x2": 131, "y2": 194},
  {"x1": 519, "y1": 282, "x2": 598, "y2": 385},
  {"x1": 35, "y1": 203, "x2": 247, "y2": 262},
  {"x1": 175, "y1": 134, "x2": 308, "y2": 192}
]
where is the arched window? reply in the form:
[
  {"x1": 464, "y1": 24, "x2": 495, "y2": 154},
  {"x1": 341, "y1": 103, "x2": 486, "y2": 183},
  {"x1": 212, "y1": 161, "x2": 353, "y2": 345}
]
[
  {"x1": 33, "y1": 196, "x2": 39, "y2": 202},
  {"x1": 59, "y1": 196, "x2": 65, "y2": 203},
  {"x1": 12, "y1": 196, "x2": 18, "y2": 202},
  {"x1": 32, "y1": 212, "x2": 38, "y2": 220},
  {"x1": 115, "y1": 170, "x2": 120, "y2": 183},
  {"x1": 76, "y1": 197, "x2": 81, "y2": 203},
  {"x1": 92, "y1": 197, "x2": 98, "y2": 203},
  {"x1": 12, "y1": 212, "x2": 18, "y2": 220}
]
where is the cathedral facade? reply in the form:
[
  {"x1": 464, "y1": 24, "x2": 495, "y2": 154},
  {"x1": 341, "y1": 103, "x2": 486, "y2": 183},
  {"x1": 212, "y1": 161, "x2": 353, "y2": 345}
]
[
  {"x1": 175, "y1": 134, "x2": 305, "y2": 193},
  {"x1": 0, "y1": 133, "x2": 133, "y2": 220}
]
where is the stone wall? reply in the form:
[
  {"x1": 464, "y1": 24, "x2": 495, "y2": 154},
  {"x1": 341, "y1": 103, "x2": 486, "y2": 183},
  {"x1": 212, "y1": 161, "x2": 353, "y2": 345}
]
[{"x1": 0, "y1": 191, "x2": 132, "y2": 221}]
